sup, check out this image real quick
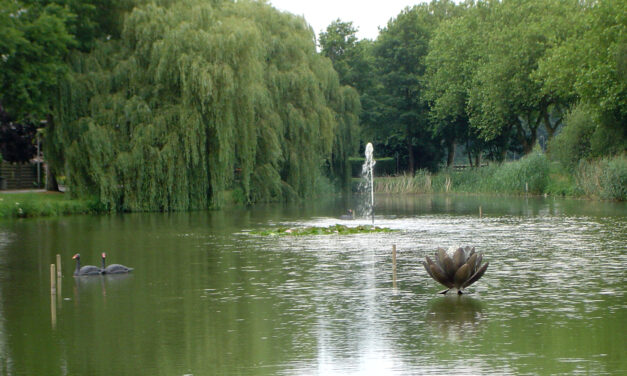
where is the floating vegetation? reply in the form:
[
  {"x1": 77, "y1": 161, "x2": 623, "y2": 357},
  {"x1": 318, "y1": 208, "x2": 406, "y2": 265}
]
[{"x1": 249, "y1": 224, "x2": 395, "y2": 236}]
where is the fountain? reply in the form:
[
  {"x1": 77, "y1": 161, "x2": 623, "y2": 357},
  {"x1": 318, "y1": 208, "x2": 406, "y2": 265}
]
[
  {"x1": 422, "y1": 246, "x2": 489, "y2": 295},
  {"x1": 360, "y1": 143, "x2": 376, "y2": 224}
]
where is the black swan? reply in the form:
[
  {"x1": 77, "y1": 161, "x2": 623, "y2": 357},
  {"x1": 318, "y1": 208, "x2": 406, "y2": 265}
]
[
  {"x1": 101, "y1": 252, "x2": 134, "y2": 274},
  {"x1": 72, "y1": 253, "x2": 102, "y2": 276},
  {"x1": 422, "y1": 246, "x2": 489, "y2": 294}
]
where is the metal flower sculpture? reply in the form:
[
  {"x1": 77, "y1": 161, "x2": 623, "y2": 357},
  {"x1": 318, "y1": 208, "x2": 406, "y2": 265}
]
[{"x1": 422, "y1": 246, "x2": 489, "y2": 294}]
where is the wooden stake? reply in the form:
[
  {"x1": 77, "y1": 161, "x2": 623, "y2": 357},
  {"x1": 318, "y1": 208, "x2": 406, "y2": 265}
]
[
  {"x1": 51, "y1": 292, "x2": 57, "y2": 329},
  {"x1": 479, "y1": 206, "x2": 482, "y2": 218},
  {"x1": 56, "y1": 254, "x2": 61, "y2": 278},
  {"x1": 50, "y1": 264, "x2": 56, "y2": 294}
]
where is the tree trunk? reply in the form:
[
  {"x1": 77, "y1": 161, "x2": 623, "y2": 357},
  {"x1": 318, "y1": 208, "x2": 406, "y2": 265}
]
[
  {"x1": 407, "y1": 138, "x2": 415, "y2": 175},
  {"x1": 45, "y1": 163, "x2": 59, "y2": 191},
  {"x1": 466, "y1": 138, "x2": 473, "y2": 167},
  {"x1": 446, "y1": 137, "x2": 456, "y2": 168},
  {"x1": 515, "y1": 119, "x2": 532, "y2": 154}
]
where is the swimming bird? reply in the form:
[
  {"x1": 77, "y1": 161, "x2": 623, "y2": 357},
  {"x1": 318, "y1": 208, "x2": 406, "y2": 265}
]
[
  {"x1": 72, "y1": 253, "x2": 102, "y2": 276},
  {"x1": 101, "y1": 252, "x2": 134, "y2": 274},
  {"x1": 422, "y1": 246, "x2": 489, "y2": 294}
]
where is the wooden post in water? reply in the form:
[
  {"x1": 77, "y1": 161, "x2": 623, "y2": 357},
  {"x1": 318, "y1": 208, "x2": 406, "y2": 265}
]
[
  {"x1": 50, "y1": 264, "x2": 56, "y2": 294},
  {"x1": 392, "y1": 244, "x2": 397, "y2": 289},
  {"x1": 479, "y1": 206, "x2": 482, "y2": 218},
  {"x1": 56, "y1": 254, "x2": 62, "y2": 278},
  {"x1": 51, "y1": 291, "x2": 57, "y2": 329}
]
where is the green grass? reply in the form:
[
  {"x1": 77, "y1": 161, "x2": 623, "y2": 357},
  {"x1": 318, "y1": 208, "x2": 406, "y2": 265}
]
[
  {"x1": 0, "y1": 192, "x2": 103, "y2": 218},
  {"x1": 249, "y1": 224, "x2": 395, "y2": 236}
]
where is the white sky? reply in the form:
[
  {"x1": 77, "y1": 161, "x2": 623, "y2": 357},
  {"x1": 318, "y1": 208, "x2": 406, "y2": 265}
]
[{"x1": 269, "y1": 0, "x2": 424, "y2": 41}]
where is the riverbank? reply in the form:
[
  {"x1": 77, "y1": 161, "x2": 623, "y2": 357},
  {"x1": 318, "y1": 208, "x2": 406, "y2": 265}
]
[
  {"x1": 2, "y1": 152, "x2": 623, "y2": 219},
  {"x1": 0, "y1": 191, "x2": 101, "y2": 218}
]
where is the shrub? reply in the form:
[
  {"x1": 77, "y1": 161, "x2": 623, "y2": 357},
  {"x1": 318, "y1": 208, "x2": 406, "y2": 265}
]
[
  {"x1": 576, "y1": 154, "x2": 627, "y2": 200},
  {"x1": 549, "y1": 104, "x2": 595, "y2": 172},
  {"x1": 493, "y1": 149, "x2": 550, "y2": 194}
]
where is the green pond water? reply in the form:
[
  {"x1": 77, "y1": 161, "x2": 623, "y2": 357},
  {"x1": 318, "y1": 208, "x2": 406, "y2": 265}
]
[{"x1": 0, "y1": 194, "x2": 625, "y2": 375}]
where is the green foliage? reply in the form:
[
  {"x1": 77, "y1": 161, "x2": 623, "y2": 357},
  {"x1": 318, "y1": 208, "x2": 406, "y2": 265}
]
[
  {"x1": 368, "y1": 0, "x2": 459, "y2": 173},
  {"x1": 549, "y1": 103, "x2": 626, "y2": 173},
  {"x1": 0, "y1": 0, "x2": 76, "y2": 120},
  {"x1": 0, "y1": 192, "x2": 102, "y2": 218},
  {"x1": 374, "y1": 171, "x2": 432, "y2": 194},
  {"x1": 249, "y1": 224, "x2": 394, "y2": 236},
  {"x1": 576, "y1": 155, "x2": 627, "y2": 200},
  {"x1": 491, "y1": 149, "x2": 550, "y2": 194},
  {"x1": 544, "y1": 161, "x2": 578, "y2": 197},
  {"x1": 51, "y1": 0, "x2": 358, "y2": 210},
  {"x1": 536, "y1": 0, "x2": 626, "y2": 131},
  {"x1": 549, "y1": 104, "x2": 596, "y2": 171},
  {"x1": 375, "y1": 150, "x2": 552, "y2": 195}
]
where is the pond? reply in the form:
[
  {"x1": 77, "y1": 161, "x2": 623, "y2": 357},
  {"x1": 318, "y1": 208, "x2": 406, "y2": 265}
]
[{"x1": 0, "y1": 194, "x2": 625, "y2": 375}]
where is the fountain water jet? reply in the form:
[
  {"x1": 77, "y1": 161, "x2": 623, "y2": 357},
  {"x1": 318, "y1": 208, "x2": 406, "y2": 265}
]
[{"x1": 360, "y1": 143, "x2": 376, "y2": 224}]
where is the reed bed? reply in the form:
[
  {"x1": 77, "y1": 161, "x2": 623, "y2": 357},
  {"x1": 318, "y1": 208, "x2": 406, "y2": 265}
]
[{"x1": 373, "y1": 152, "x2": 625, "y2": 201}]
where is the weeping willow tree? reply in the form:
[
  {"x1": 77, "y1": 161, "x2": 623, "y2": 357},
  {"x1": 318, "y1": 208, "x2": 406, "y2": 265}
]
[{"x1": 48, "y1": 0, "x2": 359, "y2": 211}]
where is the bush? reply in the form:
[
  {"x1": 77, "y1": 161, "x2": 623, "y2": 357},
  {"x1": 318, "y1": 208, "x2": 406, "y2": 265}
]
[
  {"x1": 492, "y1": 149, "x2": 550, "y2": 194},
  {"x1": 577, "y1": 154, "x2": 627, "y2": 200},
  {"x1": 600, "y1": 155, "x2": 627, "y2": 200},
  {"x1": 549, "y1": 104, "x2": 596, "y2": 172}
]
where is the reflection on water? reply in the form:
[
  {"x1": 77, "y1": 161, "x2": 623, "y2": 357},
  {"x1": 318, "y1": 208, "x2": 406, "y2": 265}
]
[
  {"x1": 426, "y1": 296, "x2": 484, "y2": 342},
  {"x1": 0, "y1": 194, "x2": 625, "y2": 375}
]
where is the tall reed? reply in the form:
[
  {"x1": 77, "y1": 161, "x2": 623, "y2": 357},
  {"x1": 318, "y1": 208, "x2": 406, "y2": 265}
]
[{"x1": 576, "y1": 155, "x2": 626, "y2": 200}]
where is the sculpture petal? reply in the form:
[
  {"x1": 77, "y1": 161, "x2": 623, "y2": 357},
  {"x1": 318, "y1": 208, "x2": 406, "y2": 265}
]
[
  {"x1": 454, "y1": 263, "x2": 471, "y2": 289},
  {"x1": 475, "y1": 253, "x2": 483, "y2": 272},
  {"x1": 437, "y1": 248, "x2": 447, "y2": 266},
  {"x1": 429, "y1": 263, "x2": 453, "y2": 288},
  {"x1": 422, "y1": 260, "x2": 435, "y2": 280},
  {"x1": 466, "y1": 253, "x2": 478, "y2": 274},
  {"x1": 453, "y1": 247, "x2": 465, "y2": 269},
  {"x1": 463, "y1": 262, "x2": 489, "y2": 288},
  {"x1": 442, "y1": 254, "x2": 457, "y2": 280}
]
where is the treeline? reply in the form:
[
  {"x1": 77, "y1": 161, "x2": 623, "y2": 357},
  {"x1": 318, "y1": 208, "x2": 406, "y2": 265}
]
[
  {"x1": 2, "y1": 0, "x2": 359, "y2": 209},
  {"x1": 1, "y1": 0, "x2": 624, "y2": 209},
  {"x1": 320, "y1": 0, "x2": 626, "y2": 175}
]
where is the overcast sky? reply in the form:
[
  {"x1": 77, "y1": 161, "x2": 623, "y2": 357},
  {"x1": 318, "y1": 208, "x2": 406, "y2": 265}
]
[{"x1": 269, "y1": 0, "x2": 423, "y2": 41}]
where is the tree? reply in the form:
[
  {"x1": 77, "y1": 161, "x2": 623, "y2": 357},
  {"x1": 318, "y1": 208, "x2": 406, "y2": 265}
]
[
  {"x1": 50, "y1": 0, "x2": 359, "y2": 210},
  {"x1": 537, "y1": 0, "x2": 626, "y2": 155},
  {"x1": 371, "y1": 0, "x2": 459, "y2": 173},
  {"x1": 466, "y1": 0, "x2": 580, "y2": 155},
  {"x1": 319, "y1": 19, "x2": 359, "y2": 87},
  {"x1": 425, "y1": 3, "x2": 483, "y2": 167},
  {"x1": 0, "y1": 0, "x2": 76, "y2": 121}
]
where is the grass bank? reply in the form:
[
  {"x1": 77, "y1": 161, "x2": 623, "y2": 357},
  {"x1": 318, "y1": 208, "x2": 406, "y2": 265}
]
[
  {"x1": 0, "y1": 192, "x2": 103, "y2": 218},
  {"x1": 372, "y1": 152, "x2": 626, "y2": 201}
]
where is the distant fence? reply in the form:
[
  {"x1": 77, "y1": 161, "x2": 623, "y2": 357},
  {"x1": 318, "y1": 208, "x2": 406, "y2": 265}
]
[{"x1": 0, "y1": 161, "x2": 41, "y2": 190}]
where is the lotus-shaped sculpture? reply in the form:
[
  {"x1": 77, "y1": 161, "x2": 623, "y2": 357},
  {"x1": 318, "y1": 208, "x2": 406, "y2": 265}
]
[{"x1": 422, "y1": 246, "x2": 489, "y2": 294}]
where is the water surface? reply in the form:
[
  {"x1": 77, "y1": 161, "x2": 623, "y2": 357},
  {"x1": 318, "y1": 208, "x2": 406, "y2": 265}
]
[{"x1": 0, "y1": 194, "x2": 625, "y2": 375}]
